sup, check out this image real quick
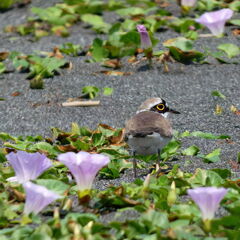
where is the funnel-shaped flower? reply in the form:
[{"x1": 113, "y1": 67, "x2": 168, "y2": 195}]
[
  {"x1": 137, "y1": 25, "x2": 152, "y2": 50},
  {"x1": 6, "y1": 151, "x2": 52, "y2": 183},
  {"x1": 58, "y1": 151, "x2": 110, "y2": 191},
  {"x1": 187, "y1": 187, "x2": 228, "y2": 220},
  {"x1": 181, "y1": 0, "x2": 197, "y2": 7},
  {"x1": 23, "y1": 181, "x2": 61, "y2": 215},
  {"x1": 195, "y1": 8, "x2": 233, "y2": 36}
]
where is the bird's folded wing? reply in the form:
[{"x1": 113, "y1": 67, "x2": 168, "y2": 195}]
[{"x1": 125, "y1": 111, "x2": 173, "y2": 139}]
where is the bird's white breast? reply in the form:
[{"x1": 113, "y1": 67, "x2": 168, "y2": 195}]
[{"x1": 127, "y1": 132, "x2": 171, "y2": 155}]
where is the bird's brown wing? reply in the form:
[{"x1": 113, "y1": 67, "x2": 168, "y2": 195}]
[{"x1": 125, "y1": 111, "x2": 173, "y2": 140}]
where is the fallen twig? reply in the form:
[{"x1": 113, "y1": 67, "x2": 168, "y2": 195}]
[{"x1": 62, "y1": 100, "x2": 100, "y2": 107}]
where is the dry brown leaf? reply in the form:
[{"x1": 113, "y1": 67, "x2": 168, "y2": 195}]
[
  {"x1": 232, "y1": 29, "x2": 240, "y2": 36},
  {"x1": 114, "y1": 186, "x2": 124, "y2": 196},
  {"x1": 228, "y1": 179, "x2": 240, "y2": 186},
  {"x1": 103, "y1": 59, "x2": 121, "y2": 69},
  {"x1": 0, "y1": 52, "x2": 9, "y2": 61},
  {"x1": 136, "y1": 48, "x2": 144, "y2": 54},
  {"x1": 11, "y1": 91, "x2": 21, "y2": 97},
  {"x1": 155, "y1": 0, "x2": 171, "y2": 7},
  {"x1": 110, "y1": 129, "x2": 125, "y2": 144},
  {"x1": 98, "y1": 71, "x2": 132, "y2": 76},
  {"x1": 48, "y1": 47, "x2": 64, "y2": 59},
  {"x1": 4, "y1": 25, "x2": 16, "y2": 33},
  {"x1": 98, "y1": 123, "x2": 115, "y2": 131},
  {"x1": 57, "y1": 145, "x2": 77, "y2": 152},
  {"x1": 128, "y1": 56, "x2": 137, "y2": 63},
  {"x1": 131, "y1": 14, "x2": 145, "y2": 21},
  {"x1": 122, "y1": 197, "x2": 141, "y2": 205},
  {"x1": 8, "y1": 187, "x2": 25, "y2": 202},
  {"x1": 230, "y1": 105, "x2": 240, "y2": 115},
  {"x1": 228, "y1": 160, "x2": 239, "y2": 170}
]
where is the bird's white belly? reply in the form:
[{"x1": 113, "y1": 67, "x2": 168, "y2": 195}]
[{"x1": 127, "y1": 132, "x2": 171, "y2": 155}]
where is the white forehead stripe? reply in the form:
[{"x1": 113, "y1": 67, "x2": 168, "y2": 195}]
[{"x1": 136, "y1": 98, "x2": 163, "y2": 113}]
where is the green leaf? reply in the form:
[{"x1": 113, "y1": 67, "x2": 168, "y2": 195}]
[
  {"x1": 229, "y1": 19, "x2": 240, "y2": 26},
  {"x1": 217, "y1": 43, "x2": 240, "y2": 58},
  {"x1": 29, "y1": 77, "x2": 44, "y2": 89},
  {"x1": 29, "y1": 142, "x2": 60, "y2": 157},
  {"x1": 29, "y1": 233, "x2": 52, "y2": 240},
  {"x1": 163, "y1": 38, "x2": 204, "y2": 63},
  {"x1": 188, "y1": 168, "x2": 224, "y2": 187},
  {"x1": 92, "y1": 133, "x2": 105, "y2": 147},
  {"x1": 211, "y1": 168, "x2": 231, "y2": 179},
  {"x1": 71, "y1": 122, "x2": 80, "y2": 135},
  {"x1": 91, "y1": 38, "x2": 109, "y2": 62},
  {"x1": 35, "y1": 179, "x2": 68, "y2": 195},
  {"x1": 31, "y1": 7, "x2": 76, "y2": 26},
  {"x1": 103, "y1": 87, "x2": 113, "y2": 96},
  {"x1": 141, "y1": 210, "x2": 169, "y2": 229},
  {"x1": 60, "y1": 42, "x2": 82, "y2": 57},
  {"x1": 163, "y1": 37, "x2": 193, "y2": 51},
  {"x1": 116, "y1": 7, "x2": 145, "y2": 16},
  {"x1": 161, "y1": 140, "x2": 181, "y2": 160},
  {"x1": 28, "y1": 56, "x2": 67, "y2": 79},
  {"x1": 202, "y1": 148, "x2": 221, "y2": 163},
  {"x1": 211, "y1": 90, "x2": 226, "y2": 99},
  {"x1": 190, "y1": 131, "x2": 230, "y2": 140},
  {"x1": 229, "y1": 1, "x2": 240, "y2": 11},
  {"x1": 81, "y1": 14, "x2": 110, "y2": 33},
  {"x1": 82, "y1": 86, "x2": 99, "y2": 99},
  {"x1": 70, "y1": 139, "x2": 90, "y2": 151},
  {"x1": 0, "y1": 0, "x2": 13, "y2": 9},
  {"x1": 0, "y1": 132, "x2": 17, "y2": 142},
  {"x1": 0, "y1": 63, "x2": 6, "y2": 74},
  {"x1": 182, "y1": 145, "x2": 199, "y2": 156},
  {"x1": 0, "y1": 150, "x2": 6, "y2": 163}
]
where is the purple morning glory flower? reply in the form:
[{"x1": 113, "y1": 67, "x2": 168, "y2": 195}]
[
  {"x1": 181, "y1": 0, "x2": 197, "y2": 7},
  {"x1": 58, "y1": 151, "x2": 110, "y2": 191},
  {"x1": 6, "y1": 151, "x2": 52, "y2": 184},
  {"x1": 23, "y1": 181, "x2": 61, "y2": 215},
  {"x1": 195, "y1": 8, "x2": 233, "y2": 36},
  {"x1": 187, "y1": 187, "x2": 228, "y2": 220},
  {"x1": 136, "y1": 25, "x2": 152, "y2": 50}
]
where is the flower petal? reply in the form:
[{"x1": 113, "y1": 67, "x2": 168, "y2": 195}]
[
  {"x1": 58, "y1": 151, "x2": 110, "y2": 191},
  {"x1": 136, "y1": 25, "x2": 152, "y2": 49},
  {"x1": 188, "y1": 187, "x2": 228, "y2": 220},
  {"x1": 195, "y1": 9, "x2": 233, "y2": 36},
  {"x1": 6, "y1": 151, "x2": 52, "y2": 183},
  {"x1": 23, "y1": 181, "x2": 61, "y2": 215}
]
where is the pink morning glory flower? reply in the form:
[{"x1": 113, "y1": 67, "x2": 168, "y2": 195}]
[
  {"x1": 6, "y1": 151, "x2": 52, "y2": 183},
  {"x1": 136, "y1": 25, "x2": 152, "y2": 50},
  {"x1": 195, "y1": 8, "x2": 233, "y2": 36},
  {"x1": 181, "y1": 0, "x2": 197, "y2": 7},
  {"x1": 58, "y1": 151, "x2": 110, "y2": 191},
  {"x1": 23, "y1": 181, "x2": 61, "y2": 215},
  {"x1": 187, "y1": 187, "x2": 228, "y2": 220}
]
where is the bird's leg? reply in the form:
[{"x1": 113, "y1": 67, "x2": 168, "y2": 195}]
[
  {"x1": 132, "y1": 150, "x2": 137, "y2": 178},
  {"x1": 157, "y1": 148, "x2": 161, "y2": 163}
]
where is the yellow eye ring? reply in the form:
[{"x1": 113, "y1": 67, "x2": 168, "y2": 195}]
[{"x1": 156, "y1": 104, "x2": 165, "y2": 111}]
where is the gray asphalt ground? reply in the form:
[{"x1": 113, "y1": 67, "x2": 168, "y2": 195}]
[{"x1": 0, "y1": 0, "x2": 240, "y2": 179}]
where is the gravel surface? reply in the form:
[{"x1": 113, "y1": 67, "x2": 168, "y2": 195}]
[{"x1": 1, "y1": 0, "x2": 240, "y2": 180}]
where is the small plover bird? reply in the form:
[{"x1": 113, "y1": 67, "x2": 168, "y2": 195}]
[{"x1": 124, "y1": 98, "x2": 180, "y2": 177}]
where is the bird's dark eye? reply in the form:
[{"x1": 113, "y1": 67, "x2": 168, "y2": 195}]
[{"x1": 156, "y1": 104, "x2": 165, "y2": 111}]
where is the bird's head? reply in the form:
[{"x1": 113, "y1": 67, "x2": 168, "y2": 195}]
[{"x1": 136, "y1": 97, "x2": 180, "y2": 118}]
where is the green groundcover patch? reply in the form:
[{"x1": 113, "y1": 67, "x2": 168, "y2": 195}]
[{"x1": 0, "y1": 123, "x2": 240, "y2": 239}]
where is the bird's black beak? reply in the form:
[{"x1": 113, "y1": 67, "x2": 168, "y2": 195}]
[{"x1": 169, "y1": 108, "x2": 181, "y2": 114}]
